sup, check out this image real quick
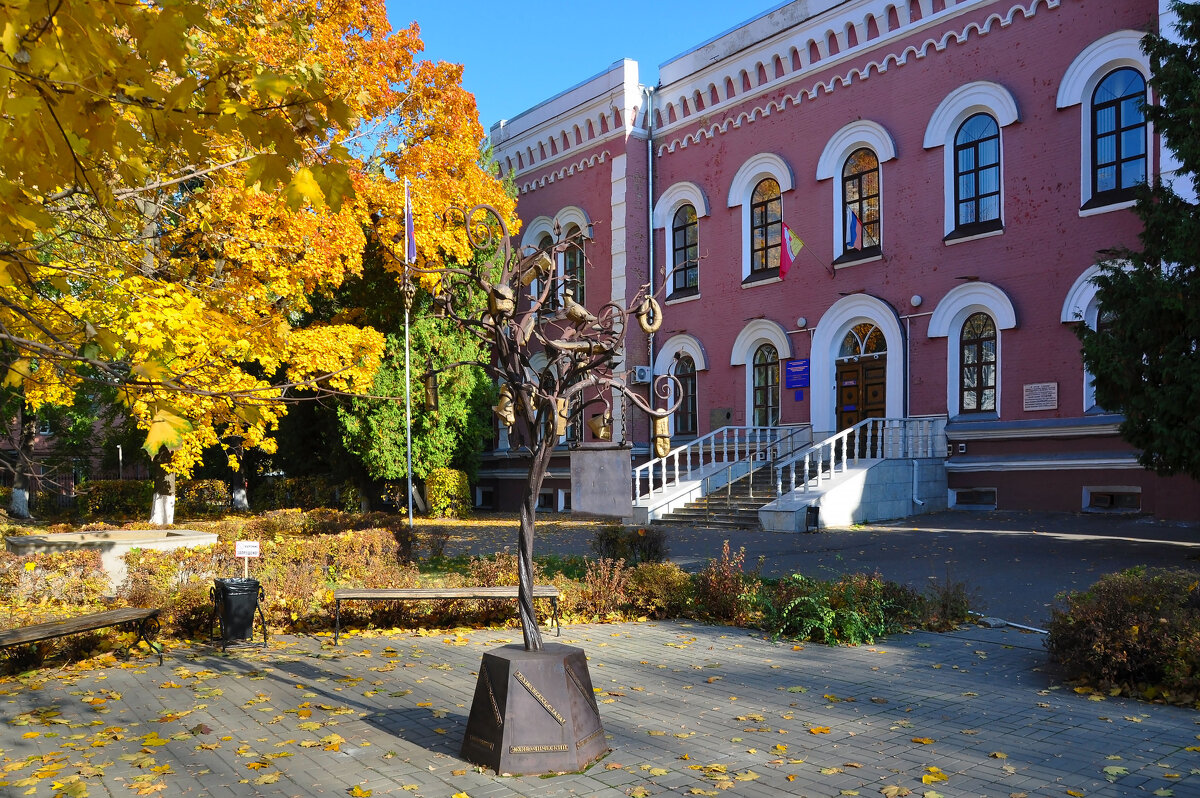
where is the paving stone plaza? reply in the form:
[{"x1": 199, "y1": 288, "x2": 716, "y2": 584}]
[{"x1": 2, "y1": 620, "x2": 1198, "y2": 797}]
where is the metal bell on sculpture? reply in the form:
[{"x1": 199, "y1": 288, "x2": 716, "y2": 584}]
[
  {"x1": 652, "y1": 416, "x2": 670, "y2": 458},
  {"x1": 587, "y1": 412, "x2": 613, "y2": 441}
]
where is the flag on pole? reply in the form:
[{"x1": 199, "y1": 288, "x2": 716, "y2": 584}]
[
  {"x1": 846, "y1": 208, "x2": 865, "y2": 251},
  {"x1": 780, "y1": 222, "x2": 805, "y2": 279},
  {"x1": 404, "y1": 178, "x2": 417, "y2": 264}
]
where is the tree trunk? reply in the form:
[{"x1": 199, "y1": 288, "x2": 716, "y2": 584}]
[
  {"x1": 8, "y1": 403, "x2": 35, "y2": 519},
  {"x1": 150, "y1": 451, "x2": 176, "y2": 526}
]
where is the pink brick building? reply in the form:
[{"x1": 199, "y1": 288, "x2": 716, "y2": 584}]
[{"x1": 483, "y1": 0, "x2": 1200, "y2": 524}]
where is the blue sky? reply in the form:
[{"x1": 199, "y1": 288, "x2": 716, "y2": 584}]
[{"x1": 386, "y1": 1, "x2": 778, "y2": 132}]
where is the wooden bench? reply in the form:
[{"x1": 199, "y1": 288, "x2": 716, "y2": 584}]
[
  {"x1": 0, "y1": 607, "x2": 163, "y2": 665},
  {"x1": 332, "y1": 586, "x2": 561, "y2": 645}
]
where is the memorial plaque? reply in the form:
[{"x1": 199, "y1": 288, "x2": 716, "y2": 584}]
[
  {"x1": 1023, "y1": 382, "x2": 1058, "y2": 412},
  {"x1": 461, "y1": 643, "x2": 607, "y2": 775}
]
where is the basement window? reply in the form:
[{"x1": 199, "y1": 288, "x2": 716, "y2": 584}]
[
  {"x1": 1083, "y1": 486, "x2": 1141, "y2": 513},
  {"x1": 474, "y1": 486, "x2": 494, "y2": 510},
  {"x1": 952, "y1": 487, "x2": 997, "y2": 509}
]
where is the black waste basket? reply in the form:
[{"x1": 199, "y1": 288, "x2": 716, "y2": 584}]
[
  {"x1": 212, "y1": 577, "x2": 265, "y2": 648},
  {"x1": 804, "y1": 504, "x2": 820, "y2": 533}
]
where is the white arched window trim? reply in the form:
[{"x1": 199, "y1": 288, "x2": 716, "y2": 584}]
[
  {"x1": 727, "y1": 153, "x2": 795, "y2": 282},
  {"x1": 809, "y1": 294, "x2": 906, "y2": 437},
  {"x1": 923, "y1": 82, "x2": 1019, "y2": 238},
  {"x1": 929, "y1": 282, "x2": 1017, "y2": 419},
  {"x1": 730, "y1": 319, "x2": 791, "y2": 427},
  {"x1": 1057, "y1": 31, "x2": 1151, "y2": 213},
  {"x1": 1062, "y1": 263, "x2": 1127, "y2": 412},
  {"x1": 816, "y1": 120, "x2": 896, "y2": 263},
  {"x1": 653, "y1": 181, "x2": 709, "y2": 229},
  {"x1": 520, "y1": 216, "x2": 555, "y2": 251},
  {"x1": 654, "y1": 334, "x2": 709, "y2": 437}
]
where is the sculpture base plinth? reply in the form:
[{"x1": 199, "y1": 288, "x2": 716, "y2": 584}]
[{"x1": 460, "y1": 643, "x2": 607, "y2": 775}]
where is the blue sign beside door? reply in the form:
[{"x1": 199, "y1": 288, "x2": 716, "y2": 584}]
[{"x1": 785, "y1": 359, "x2": 810, "y2": 389}]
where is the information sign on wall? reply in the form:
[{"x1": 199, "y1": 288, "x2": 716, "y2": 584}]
[
  {"x1": 1023, "y1": 382, "x2": 1058, "y2": 412},
  {"x1": 784, "y1": 359, "x2": 810, "y2": 389}
]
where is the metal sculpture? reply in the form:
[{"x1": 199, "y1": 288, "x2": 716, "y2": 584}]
[{"x1": 394, "y1": 203, "x2": 676, "y2": 651}]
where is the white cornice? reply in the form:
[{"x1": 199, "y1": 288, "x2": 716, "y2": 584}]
[
  {"x1": 491, "y1": 60, "x2": 645, "y2": 188},
  {"x1": 655, "y1": 0, "x2": 1061, "y2": 155},
  {"x1": 946, "y1": 454, "x2": 1140, "y2": 471}
]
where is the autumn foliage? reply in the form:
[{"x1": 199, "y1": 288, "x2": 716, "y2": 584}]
[{"x1": 0, "y1": 0, "x2": 514, "y2": 482}]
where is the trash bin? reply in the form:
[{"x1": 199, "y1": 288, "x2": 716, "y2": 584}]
[
  {"x1": 804, "y1": 504, "x2": 820, "y2": 533},
  {"x1": 212, "y1": 577, "x2": 264, "y2": 646}
]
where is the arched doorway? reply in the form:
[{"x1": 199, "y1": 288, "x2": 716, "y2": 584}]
[{"x1": 835, "y1": 322, "x2": 887, "y2": 431}]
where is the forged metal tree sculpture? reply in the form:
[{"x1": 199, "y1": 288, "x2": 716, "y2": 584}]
[{"x1": 385, "y1": 204, "x2": 674, "y2": 652}]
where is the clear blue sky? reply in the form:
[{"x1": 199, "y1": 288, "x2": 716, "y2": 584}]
[{"x1": 386, "y1": 1, "x2": 779, "y2": 132}]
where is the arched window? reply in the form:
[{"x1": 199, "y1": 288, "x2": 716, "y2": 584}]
[
  {"x1": 671, "y1": 205, "x2": 699, "y2": 297},
  {"x1": 752, "y1": 343, "x2": 780, "y2": 426},
  {"x1": 673, "y1": 355, "x2": 698, "y2": 436},
  {"x1": 563, "y1": 224, "x2": 585, "y2": 305},
  {"x1": 1091, "y1": 68, "x2": 1146, "y2": 206},
  {"x1": 959, "y1": 313, "x2": 997, "y2": 413},
  {"x1": 841, "y1": 148, "x2": 880, "y2": 257},
  {"x1": 839, "y1": 323, "x2": 887, "y2": 358},
  {"x1": 750, "y1": 179, "x2": 782, "y2": 275},
  {"x1": 954, "y1": 114, "x2": 1001, "y2": 234}
]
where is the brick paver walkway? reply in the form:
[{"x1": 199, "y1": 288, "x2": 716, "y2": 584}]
[{"x1": 3, "y1": 620, "x2": 1197, "y2": 797}]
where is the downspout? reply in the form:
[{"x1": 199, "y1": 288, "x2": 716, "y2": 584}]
[{"x1": 644, "y1": 87, "x2": 656, "y2": 384}]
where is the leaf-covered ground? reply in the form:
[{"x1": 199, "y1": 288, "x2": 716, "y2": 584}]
[{"x1": 2, "y1": 621, "x2": 1199, "y2": 797}]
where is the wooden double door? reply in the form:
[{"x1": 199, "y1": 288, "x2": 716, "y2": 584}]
[{"x1": 836, "y1": 357, "x2": 887, "y2": 432}]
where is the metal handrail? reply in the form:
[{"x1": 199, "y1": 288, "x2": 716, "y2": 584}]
[
  {"x1": 632, "y1": 425, "x2": 785, "y2": 505},
  {"x1": 774, "y1": 417, "x2": 945, "y2": 497},
  {"x1": 697, "y1": 425, "x2": 811, "y2": 522}
]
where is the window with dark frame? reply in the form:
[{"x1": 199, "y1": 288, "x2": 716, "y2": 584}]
[
  {"x1": 673, "y1": 355, "x2": 698, "y2": 436},
  {"x1": 752, "y1": 343, "x2": 780, "y2": 426},
  {"x1": 671, "y1": 204, "x2": 698, "y2": 297},
  {"x1": 749, "y1": 179, "x2": 781, "y2": 276},
  {"x1": 959, "y1": 312, "x2": 997, "y2": 414},
  {"x1": 563, "y1": 224, "x2": 585, "y2": 305},
  {"x1": 952, "y1": 113, "x2": 1001, "y2": 236},
  {"x1": 841, "y1": 148, "x2": 881, "y2": 258},
  {"x1": 1090, "y1": 67, "x2": 1146, "y2": 207}
]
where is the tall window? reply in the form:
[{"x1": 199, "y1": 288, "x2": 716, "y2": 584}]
[
  {"x1": 671, "y1": 205, "x2": 698, "y2": 297},
  {"x1": 953, "y1": 114, "x2": 1001, "y2": 234},
  {"x1": 563, "y1": 224, "x2": 585, "y2": 305},
  {"x1": 750, "y1": 179, "x2": 781, "y2": 275},
  {"x1": 673, "y1": 355, "x2": 698, "y2": 436},
  {"x1": 842, "y1": 149, "x2": 880, "y2": 256},
  {"x1": 1091, "y1": 68, "x2": 1146, "y2": 205},
  {"x1": 960, "y1": 313, "x2": 997, "y2": 413},
  {"x1": 752, "y1": 343, "x2": 779, "y2": 426}
]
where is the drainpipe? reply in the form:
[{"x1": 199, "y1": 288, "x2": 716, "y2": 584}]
[
  {"x1": 644, "y1": 87, "x2": 656, "y2": 384},
  {"x1": 912, "y1": 459, "x2": 925, "y2": 507}
]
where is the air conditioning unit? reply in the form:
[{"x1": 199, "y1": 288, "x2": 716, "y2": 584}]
[{"x1": 632, "y1": 365, "x2": 652, "y2": 384}]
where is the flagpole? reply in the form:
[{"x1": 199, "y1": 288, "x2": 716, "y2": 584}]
[{"x1": 403, "y1": 179, "x2": 415, "y2": 531}]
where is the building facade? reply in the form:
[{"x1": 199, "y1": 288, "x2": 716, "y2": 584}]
[{"x1": 483, "y1": 0, "x2": 1200, "y2": 522}]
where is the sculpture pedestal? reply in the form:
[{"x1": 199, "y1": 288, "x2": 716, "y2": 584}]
[{"x1": 460, "y1": 643, "x2": 607, "y2": 775}]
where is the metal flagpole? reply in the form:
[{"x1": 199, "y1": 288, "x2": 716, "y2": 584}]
[{"x1": 403, "y1": 179, "x2": 416, "y2": 530}]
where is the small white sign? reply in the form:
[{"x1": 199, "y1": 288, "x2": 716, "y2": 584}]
[
  {"x1": 1023, "y1": 382, "x2": 1059, "y2": 412},
  {"x1": 235, "y1": 540, "x2": 261, "y2": 558}
]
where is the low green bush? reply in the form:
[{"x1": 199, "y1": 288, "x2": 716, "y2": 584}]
[
  {"x1": 692, "y1": 541, "x2": 753, "y2": 625},
  {"x1": 763, "y1": 571, "x2": 919, "y2": 645},
  {"x1": 1046, "y1": 567, "x2": 1200, "y2": 700}
]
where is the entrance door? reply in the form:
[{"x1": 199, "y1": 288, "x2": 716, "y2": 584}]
[
  {"x1": 836, "y1": 358, "x2": 887, "y2": 431},
  {"x1": 835, "y1": 322, "x2": 889, "y2": 432}
]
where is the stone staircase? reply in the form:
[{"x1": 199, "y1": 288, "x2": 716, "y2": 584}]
[{"x1": 652, "y1": 467, "x2": 777, "y2": 529}]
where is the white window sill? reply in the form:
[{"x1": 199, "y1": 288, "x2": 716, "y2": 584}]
[
  {"x1": 665, "y1": 293, "x2": 702, "y2": 306},
  {"x1": 834, "y1": 253, "x2": 883, "y2": 270},
  {"x1": 1079, "y1": 199, "x2": 1136, "y2": 217},
  {"x1": 943, "y1": 227, "x2": 1004, "y2": 246}
]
